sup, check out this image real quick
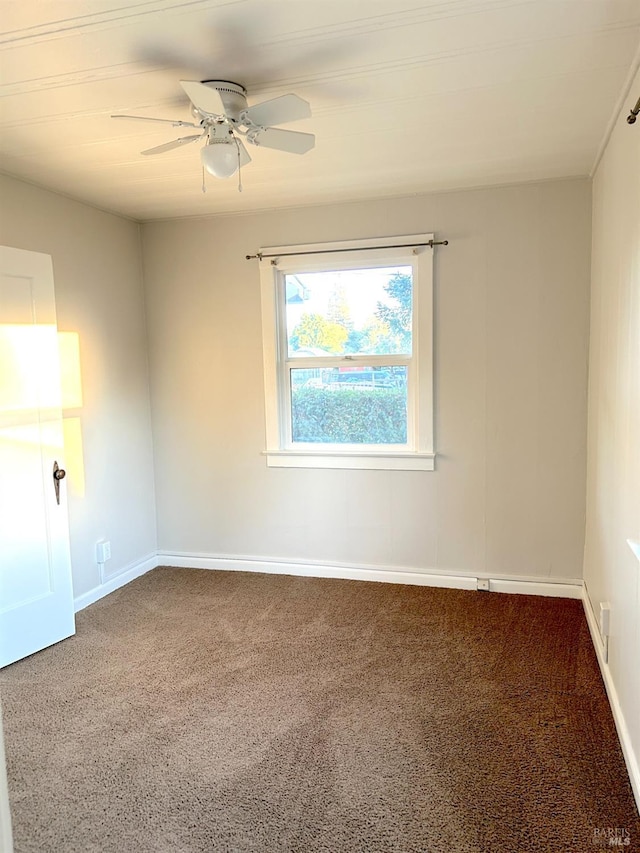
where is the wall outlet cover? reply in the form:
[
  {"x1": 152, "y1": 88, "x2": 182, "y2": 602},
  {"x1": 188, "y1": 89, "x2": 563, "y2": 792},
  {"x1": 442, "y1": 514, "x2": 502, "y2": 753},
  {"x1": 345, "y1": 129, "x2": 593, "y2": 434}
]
[{"x1": 96, "y1": 541, "x2": 111, "y2": 563}]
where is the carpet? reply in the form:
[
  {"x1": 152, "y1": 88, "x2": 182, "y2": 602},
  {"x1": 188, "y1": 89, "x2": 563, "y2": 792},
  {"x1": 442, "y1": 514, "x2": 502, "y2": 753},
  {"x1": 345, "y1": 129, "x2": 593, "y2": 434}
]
[{"x1": 1, "y1": 567, "x2": 638, "y2": 852}]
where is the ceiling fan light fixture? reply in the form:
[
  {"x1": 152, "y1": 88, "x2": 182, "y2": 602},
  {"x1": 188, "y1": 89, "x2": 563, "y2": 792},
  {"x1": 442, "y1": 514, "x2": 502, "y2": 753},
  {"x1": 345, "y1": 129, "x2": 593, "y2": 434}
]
[{"x1": 201, "y1": 138, "x2": 239, "y2": 179}]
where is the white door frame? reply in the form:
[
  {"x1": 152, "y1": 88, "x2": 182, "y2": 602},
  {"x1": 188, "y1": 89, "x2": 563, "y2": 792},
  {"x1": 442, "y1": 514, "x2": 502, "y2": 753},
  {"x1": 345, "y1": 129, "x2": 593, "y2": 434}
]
[{"x1": 0, "y1": 703, "x2": 13, "y2": 853}]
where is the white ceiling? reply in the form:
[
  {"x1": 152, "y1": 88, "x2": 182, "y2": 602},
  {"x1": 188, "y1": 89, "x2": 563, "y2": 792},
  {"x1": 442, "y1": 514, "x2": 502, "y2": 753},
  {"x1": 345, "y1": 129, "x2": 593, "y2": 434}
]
[{"x1": 1, "y1": 0, "x2": 639, "y2": 221}]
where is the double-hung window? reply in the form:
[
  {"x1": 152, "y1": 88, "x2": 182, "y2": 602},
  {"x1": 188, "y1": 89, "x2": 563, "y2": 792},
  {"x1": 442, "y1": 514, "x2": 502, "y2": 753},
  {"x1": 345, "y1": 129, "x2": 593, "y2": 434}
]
[{"x1": 258, "y1": 234, "x2": 435, "y2": 470}]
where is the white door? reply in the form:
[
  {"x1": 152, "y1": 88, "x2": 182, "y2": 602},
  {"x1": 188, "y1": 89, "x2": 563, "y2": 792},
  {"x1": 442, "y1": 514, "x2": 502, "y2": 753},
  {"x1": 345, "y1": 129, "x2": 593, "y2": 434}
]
[{"x1": 0, "y1": 246, "x2": 75, "y2": 669}]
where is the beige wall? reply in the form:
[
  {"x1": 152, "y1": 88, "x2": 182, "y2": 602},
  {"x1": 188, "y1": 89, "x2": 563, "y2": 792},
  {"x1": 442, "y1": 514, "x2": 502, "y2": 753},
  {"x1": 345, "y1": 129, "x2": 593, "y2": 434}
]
[
  {"x1": 584, "y1": 66, "x2": 640, "y2": 786},
  {"x1": 142, "y1": 178, "x2": 591, "y2": 582},
  {"x1": 0, "y1": 175, "x2": 157, "y2": 598}
]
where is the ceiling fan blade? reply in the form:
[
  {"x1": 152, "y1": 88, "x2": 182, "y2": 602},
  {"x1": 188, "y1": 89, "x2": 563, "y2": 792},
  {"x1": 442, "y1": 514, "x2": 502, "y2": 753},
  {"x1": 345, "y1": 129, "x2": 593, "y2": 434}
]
[
  {"x1": 243, "y1": 94, "x2": 311, "y2": 128},
  {"x1": 141, "y1": 134, "x2": 203, "y2": 156},
  {"x1": 111, "y1": 114, "x2": 199, "y2": 128},
  {"x1": 179, "y1": 80, "x2": 225, "y2": 116},
  {"x1": 236, "y1": 138, "x2": 251, "y2": 168},
  {"x1": 249, "y1": 128, "x2": 315, "y2": 155}
]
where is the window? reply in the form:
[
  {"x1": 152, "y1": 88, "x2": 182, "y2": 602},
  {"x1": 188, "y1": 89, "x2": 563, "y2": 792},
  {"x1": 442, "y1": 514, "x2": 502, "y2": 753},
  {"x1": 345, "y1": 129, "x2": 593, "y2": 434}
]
[{"x1": 259, "y1": 234, "x2": 435, "y2": 470}]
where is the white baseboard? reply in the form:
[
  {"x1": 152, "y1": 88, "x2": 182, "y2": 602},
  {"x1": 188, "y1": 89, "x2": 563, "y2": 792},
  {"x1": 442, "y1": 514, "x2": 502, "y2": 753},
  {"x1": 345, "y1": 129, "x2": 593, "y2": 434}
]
[
  {"x1": 73, "y1": 550, "x2": 581, "y2": 613},
  {"x1": 488, "y1": 578, "x2": 582, "y2": 599},
  {"x1": 582, "y1": 586, "x2": 640, "y2": 812},
  {"x1": 74, "y1": 552, "x2": 158, "y2": 612},
  {"x1": 156, "y1": 551, "x2": 583, "y2": 598}
]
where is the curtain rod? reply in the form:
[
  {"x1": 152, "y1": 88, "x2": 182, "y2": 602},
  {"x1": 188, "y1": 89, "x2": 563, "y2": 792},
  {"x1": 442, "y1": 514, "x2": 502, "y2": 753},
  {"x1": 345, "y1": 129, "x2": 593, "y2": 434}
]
[{"x1": 245, "y1": 239, "x2": 448, "y2": 262}]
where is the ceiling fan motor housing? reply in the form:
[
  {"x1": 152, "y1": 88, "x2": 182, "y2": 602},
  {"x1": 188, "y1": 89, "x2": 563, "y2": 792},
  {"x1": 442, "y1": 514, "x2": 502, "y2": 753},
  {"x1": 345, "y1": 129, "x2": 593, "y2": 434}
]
[{"x1": 201, "y1": 81, "x2": 248, "y2": 121}]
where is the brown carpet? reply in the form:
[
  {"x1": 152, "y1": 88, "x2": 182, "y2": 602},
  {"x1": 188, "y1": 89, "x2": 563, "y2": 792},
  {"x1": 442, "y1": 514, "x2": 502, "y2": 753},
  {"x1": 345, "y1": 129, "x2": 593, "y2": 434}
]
[{"x1": 1, "y1": 567, "x2": 638, "y2": 853}]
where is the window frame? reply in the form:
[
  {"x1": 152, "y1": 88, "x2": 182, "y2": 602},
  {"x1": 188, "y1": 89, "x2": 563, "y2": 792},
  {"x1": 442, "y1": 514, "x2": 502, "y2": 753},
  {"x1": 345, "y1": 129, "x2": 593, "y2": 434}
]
[{"x1": 258, "y1": 234, "x2": 435, "y2": 471}]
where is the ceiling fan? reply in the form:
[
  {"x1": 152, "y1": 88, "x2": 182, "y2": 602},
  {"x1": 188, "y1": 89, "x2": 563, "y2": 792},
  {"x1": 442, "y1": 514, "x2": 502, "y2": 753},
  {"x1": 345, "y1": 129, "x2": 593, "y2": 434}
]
[{"x1": 112, "y1": 79, "x2": 315, "y2": 188}]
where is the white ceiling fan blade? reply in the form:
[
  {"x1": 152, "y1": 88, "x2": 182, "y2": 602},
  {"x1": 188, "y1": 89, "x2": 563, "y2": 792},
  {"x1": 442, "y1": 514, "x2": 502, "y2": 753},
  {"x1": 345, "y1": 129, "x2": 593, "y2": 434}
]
[
  {"x1": 141, "y1": 134, "x2": 203, "y2": 156},
  {"x1": 112, "y1": 114, "x2": 199, "y2": 128},
  {"x1": 243, "y1": 94, "x2": 311, "y2": 128},
  {"x1": 179, "y1": 80, "x2": 225, "y2": 116},
  {"x1": 249, "y1": 128, "x2": 315, "y2": 155},
  {"x1": 236, "y1": 138, "x2": 251, "y2": 168}
]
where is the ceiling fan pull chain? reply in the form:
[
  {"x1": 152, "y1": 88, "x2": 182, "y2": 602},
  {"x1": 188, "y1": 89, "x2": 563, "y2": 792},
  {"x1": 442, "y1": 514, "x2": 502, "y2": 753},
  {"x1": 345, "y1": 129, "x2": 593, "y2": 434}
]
[
  {"x1": 236, "y1": 138, "x2": 243, "y2": 193},
  {"x1": 201, "y1": 166, "x2": 207, "y2": 194}
]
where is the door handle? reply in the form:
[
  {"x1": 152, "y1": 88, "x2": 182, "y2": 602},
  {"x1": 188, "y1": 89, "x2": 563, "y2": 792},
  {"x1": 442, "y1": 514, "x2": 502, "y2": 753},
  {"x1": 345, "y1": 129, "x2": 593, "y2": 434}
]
[{"x1": 53, "y1": 461, "x2": 66, "y2": 505}]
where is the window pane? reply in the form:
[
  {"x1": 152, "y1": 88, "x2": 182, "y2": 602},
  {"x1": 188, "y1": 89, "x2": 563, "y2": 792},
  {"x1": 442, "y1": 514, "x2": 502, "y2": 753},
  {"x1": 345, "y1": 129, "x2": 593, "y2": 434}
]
[
  {"x1": 290, "y1": 366, "x2": 408, "y2": 444},
  {"x1": 285, "y1": 266, "x2": 412, "y2": 358}
]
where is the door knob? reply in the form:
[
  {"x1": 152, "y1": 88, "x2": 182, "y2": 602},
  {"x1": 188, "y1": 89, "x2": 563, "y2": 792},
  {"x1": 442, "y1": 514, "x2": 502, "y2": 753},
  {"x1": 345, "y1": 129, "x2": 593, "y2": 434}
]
[{"x1": 53, "y1": 461, "x2": 66, "y2": 505}]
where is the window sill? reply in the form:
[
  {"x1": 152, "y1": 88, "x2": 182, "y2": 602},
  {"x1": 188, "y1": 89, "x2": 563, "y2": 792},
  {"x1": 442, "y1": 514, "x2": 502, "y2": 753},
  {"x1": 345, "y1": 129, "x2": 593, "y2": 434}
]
[{"x1": 263, "y1": 451, "x2": 435, "y2": 471}]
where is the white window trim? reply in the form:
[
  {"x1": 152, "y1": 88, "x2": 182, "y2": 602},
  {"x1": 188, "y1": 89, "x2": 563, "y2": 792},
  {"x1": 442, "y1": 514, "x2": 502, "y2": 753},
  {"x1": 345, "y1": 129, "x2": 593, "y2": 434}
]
[{"x1": 258, "y1": 234, "x2": 435, "y2": 471}]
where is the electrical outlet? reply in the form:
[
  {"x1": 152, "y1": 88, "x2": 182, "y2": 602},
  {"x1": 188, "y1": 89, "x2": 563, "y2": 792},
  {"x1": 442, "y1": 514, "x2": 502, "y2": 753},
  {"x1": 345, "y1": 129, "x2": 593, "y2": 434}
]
[
  {"x1": 96, "y1": 541, "x2": 111, "y2": 564},
  {"x1": 476, "y1": 578, "x2": 490, "y2": 592}
]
